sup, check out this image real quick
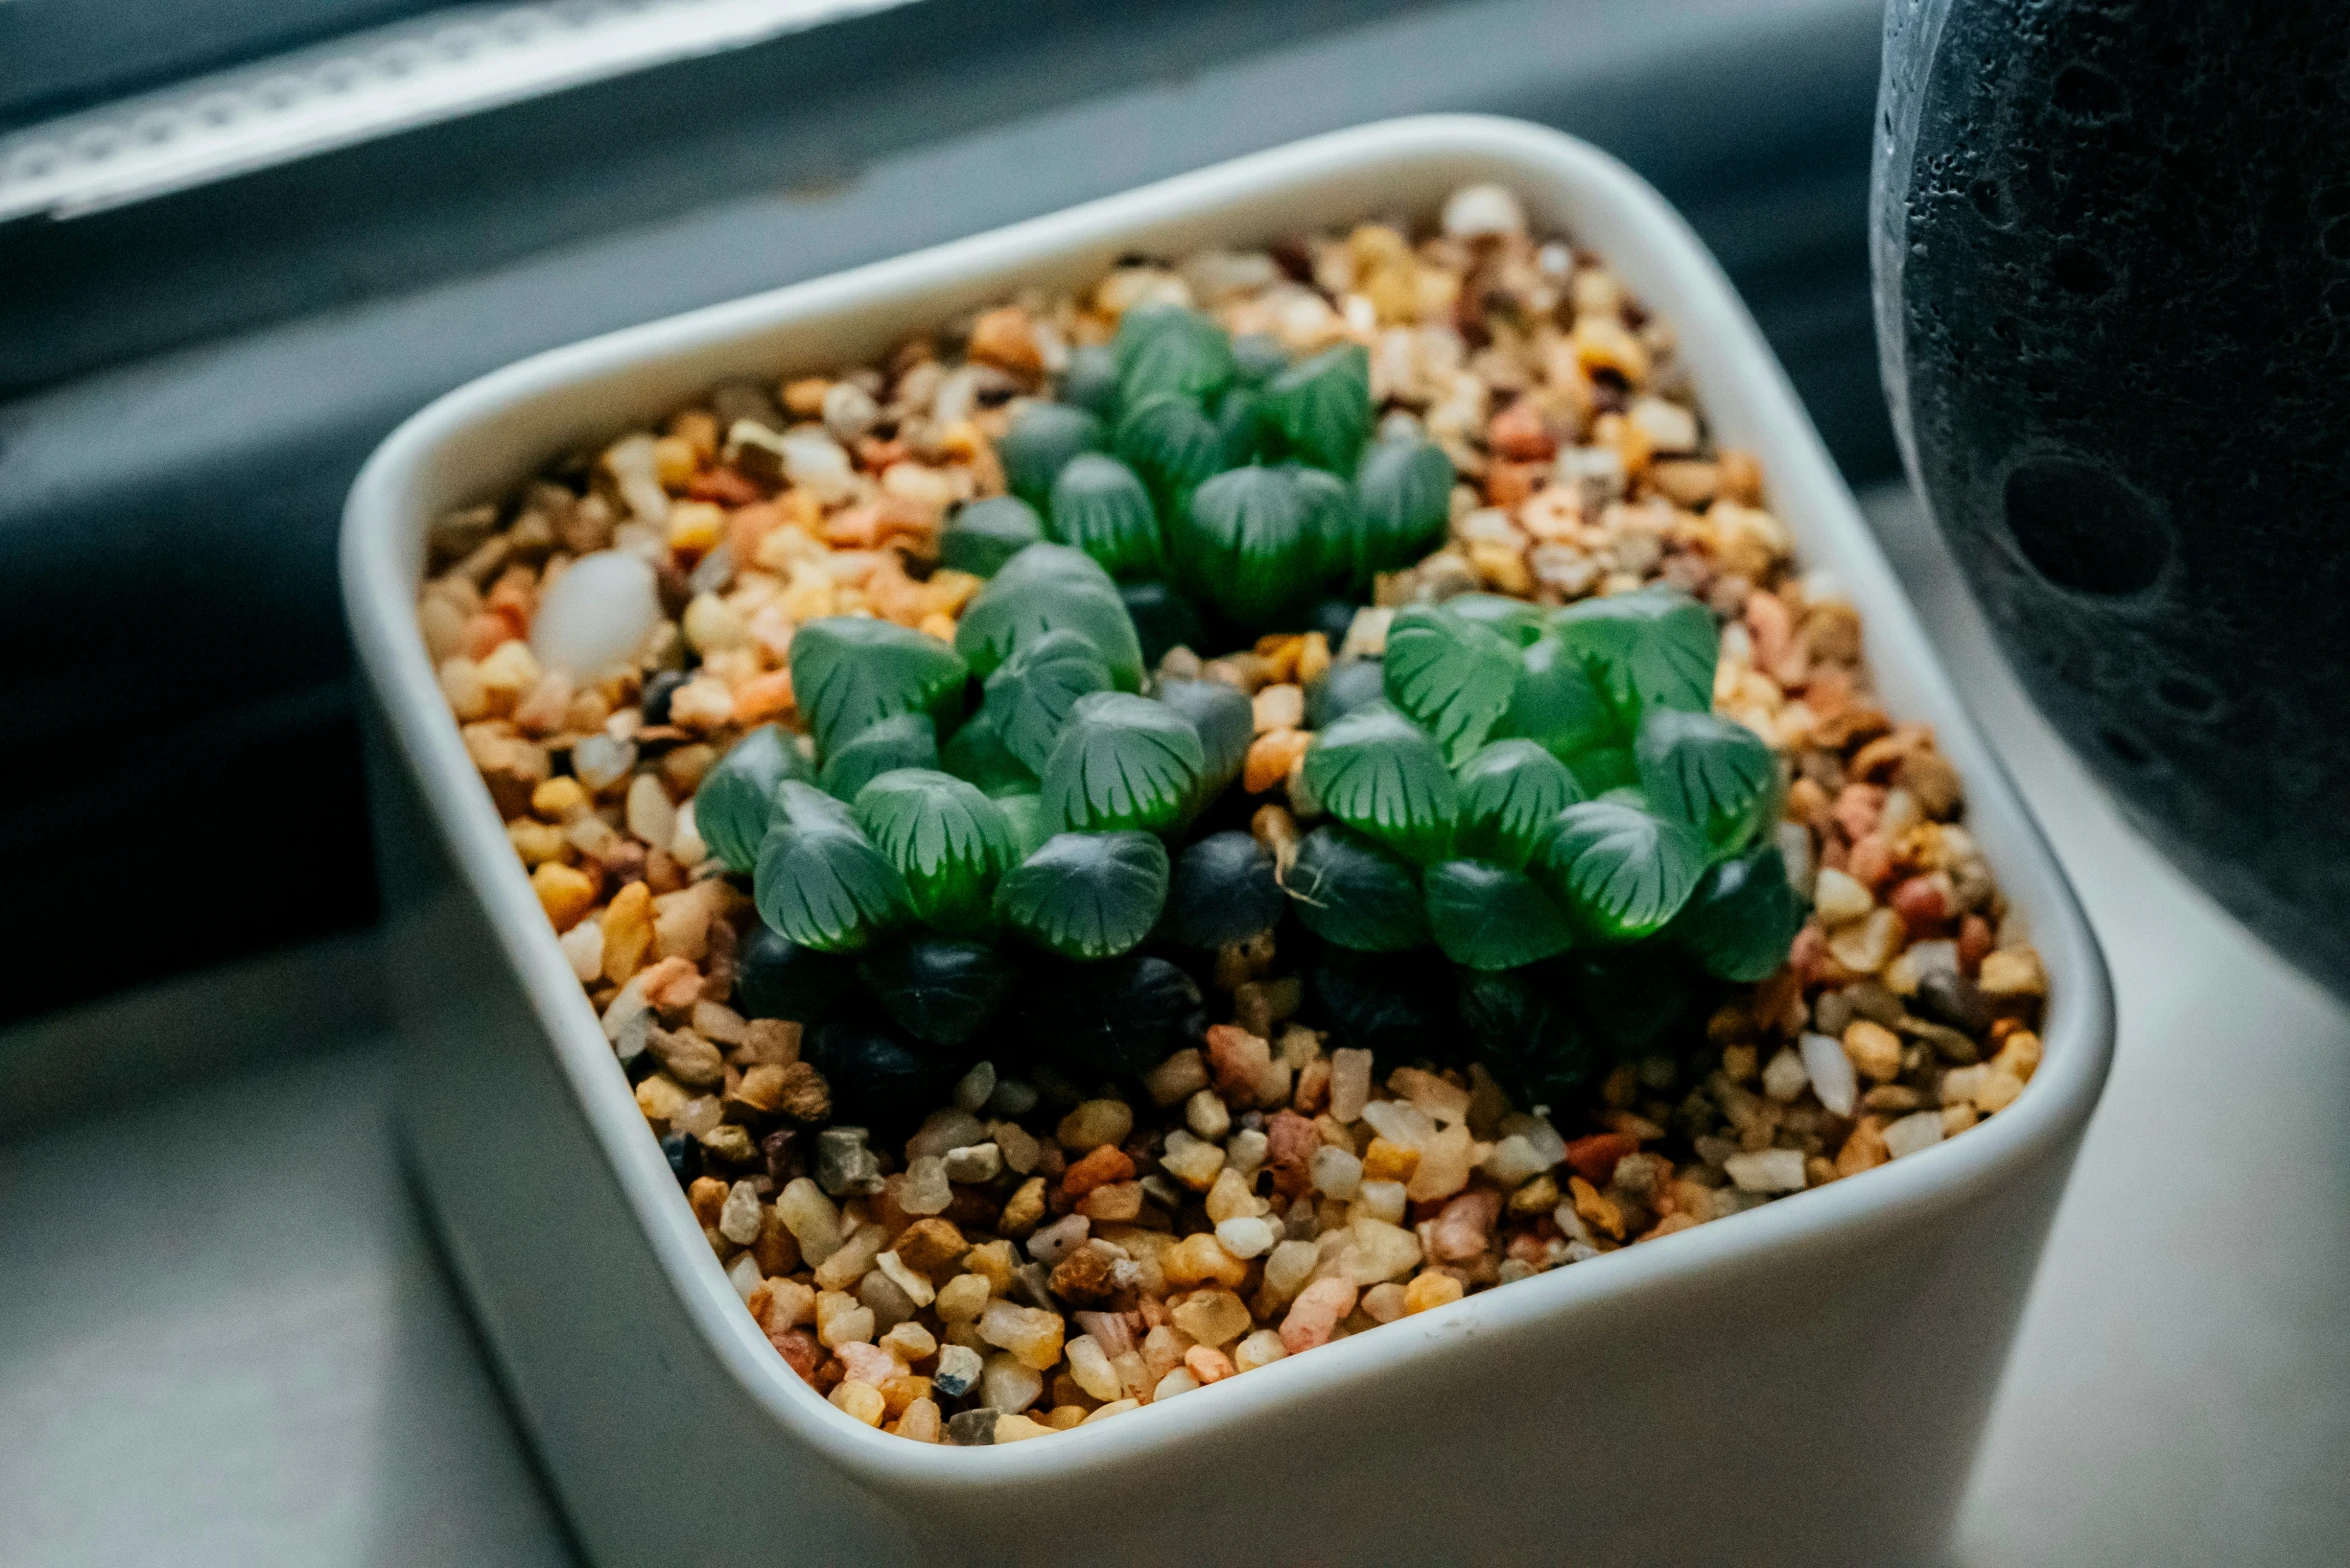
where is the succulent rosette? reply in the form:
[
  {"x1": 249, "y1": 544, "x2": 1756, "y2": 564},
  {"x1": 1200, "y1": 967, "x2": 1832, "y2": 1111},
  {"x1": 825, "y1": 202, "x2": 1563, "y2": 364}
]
[{"x1": 697, "y1": 305, "x2": 1805, "y2": 1121}]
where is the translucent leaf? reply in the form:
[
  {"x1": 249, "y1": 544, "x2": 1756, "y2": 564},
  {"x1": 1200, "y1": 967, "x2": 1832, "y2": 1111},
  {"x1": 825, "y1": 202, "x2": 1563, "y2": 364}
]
[
  {"x1": 1060, "y1": 343, "x2": 1121, "y2": 418},
  {"x1": 1551, "y1": 586, "x2": 1718, "y2": 723},
  {"x1": 1282, "y1": 824, "x2": 1429, "y2": 951},
  {"x1": 1119, "y1": 579, "x2": 1207, "y2": 670},
  {"x1": 1040, "y1": 691, "x2": 1206, "y2": 834},
  {"x1": 1455, "y1": 739, "x2": 1584, "y2": 869},
  {"x1": 1352, "y1": 435, "x2": 1454, "y2": 581},
  {"x1": 1230, "y1": 333, "x2": 1288, "y2": 386},
  {"x1": 1310, "y1": 946, "x2": 1456, "y2": 1067},
  {"x1": 1669, "y1": 842, "x2": 1806, "y2": 982},
  {"x1": 852, "y1": 767, "x2": 1018, "y2": 934},
  {"x1": 855, "y1": 937, "x2": 1014, "y2": 1046},
  {"x1": 1169, "y1": 465, "x2": 1321, "y2": 631},
  {"x1": 754, "y1": 781, "x2": 910, "y2": 952},
  {"x1": 1634, "y1": 707, "x2": 1779, "y2": 858},
  {"x1": 1288, "y1": 462, "x2": 1358, "y2": 594},
  {"x1": 1559, "y1": 946, "x2": 1698, "y2": 1051},
  {"x1": 1264, "y1": 342, "x2": 1372, "y2": 473},
  {"x1": 1383, "y1": 602, "x2": 1521, "y2": 764},
  {"x1": 817, "y1": 711, "x2": 937, "y2": 801},
  {"x1": 993, "y1": 830, "x2": 1171, "y2": 960},
  {"x1": 1048, "y1": 452, "x2": 1164, "y2": 579},
  {"x1": 789, "y1": 615, "x2": 967, "y2": 757},
  {"x1": 940, "y1": 496, "x2": 1044, "y2": 577},
  {"x1": 983, "y1": 626, "x2": 1115, "y2": 775},
  {"x1": 1114, "y1": 304, "x2": 1236, "y2": 406},
  {"x1": 694, "y1": 724, "x2": 810, "y2": 874},
  {"x1": 1447, "y1": 592, "x2": 1548, "y2": 647},
  {"x1": 1458, "y1": 967, "x2": 1600, "y2": 1110},
  {"x1": 953, "y1": 542, "x2": 1146, "y2": 691},
  {"x1": 1493, "y1": 632, "x2": 1617, "y2": 760},
  {"x1": 996, "y1": 793, "x2": 1049, "y2": 859},
  {"x1": 1153, "y1": 677, "x2": 1253, "y2": 796},
  {"x1": 997, "y1": 402, "x2": 1104, "y2": 507},
  {"x1": 1018, "y1": 954, "x2": 1204, "y2": 1080},
  {"x1": 1213, "y1": 385, "x2": 1280, "y2": 468},
  {"x1": 938, "y1": 704, "x2": 1037, "y2": 798},
  {"x1": 1305, "y1": 659, "x2": 1387, "y2": 730},
  {"x1": 734, "y1": 922, "x2": 854, "y2": 1022},
  {"x1": 1569, "y1": 745, "x2": 1641, "y2": 798},
  {"x1": 1529, "y1": 799, "x2": 1707, "y2": 943},
  {"x1": 804, "y1": 1011, "x2": 960, "y2": 1126},
  {"x1": 1158, "y1": 830, "x2": 1283, "y2": 949},
  {"x1": 1422, "y1": 859, "x2": 1577, "y2": 971},
  {"x1": 1301, "y1": 702, "x2": 1458, "y2": 864},
  {"x1": 1113, "y1": 393, "x2": 1223, "y2": 511}
]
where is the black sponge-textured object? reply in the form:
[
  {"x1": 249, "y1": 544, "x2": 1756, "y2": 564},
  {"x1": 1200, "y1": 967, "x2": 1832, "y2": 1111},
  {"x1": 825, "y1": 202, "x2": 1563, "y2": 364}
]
[{"x1": 1875, "y1": 0, "x2": 2350, "y2": 998}]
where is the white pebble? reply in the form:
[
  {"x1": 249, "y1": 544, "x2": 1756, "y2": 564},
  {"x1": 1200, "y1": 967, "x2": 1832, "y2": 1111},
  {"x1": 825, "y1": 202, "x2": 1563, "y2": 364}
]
[
  {"x1": 719, "y1": 1180, "x2": 764, "y2": 1245},
  {"x1": 1883, "y1": 1110, "x2": 1946, "y2": 1161},
  {"x1": 1724, "y1": 1148, "x2": 1809, "y2": 1194},
  {"x1": 943, "y1": 1142, "x2": 1003, "y2": 1184},
  {"x1": 1027, "y1": 1214, "x2": 1090, "y2": 1265},
  {"x1": 1352, "y1": 1179, "x2": 1408, "y2": 1226},
  {"x1": 781, "y1": 430, "x2": 859, "y2": 503},
  {"x1": 979, "y1": 1354, "x2": 1042, "y2": 1414},
  {"x1": 1151, "y1": 1368, "x2": 1200, "y2": 1402},
  {"x1": 726, "y1": 1251, "x2": 764, "y2": 1301},
  {"x1": 1760, "y1": 1047, "x2": 1812, "y2": 1104},
  {"x1": 625, "y1": 773, "x2": 676, "y2": 849},
  {"x1": 1225, "y1": 1128, "x2": 1269, "y2": 1177},
  {"x1": 1801, "y1": 1032, "x2": 1859, "y2": 1117},
  {"x1": 529, "y1": 550, "x2": 661, "y2": 679},
  {"x1": 899, "y1": 1156, "x2": 952, "y2": 1216},
  {"x1": 875, "y1": 1250, "x2": 937, "y2": 1309},
  {"x1": 559, "y1": 920, "x2": 603, "y2": 981},
  {"x1": 1442, "y1": 182, "x2": 1527, "y2": 239},
  {"x1": 1480, "y1": 1133, "x2": 1549, "y2": 1187},
  {"x1": 1813, "y1": 867, "x2": 1874, "y2": 927},
  {"x1": 1184, "y1": 1088, "x2": 1232, "y2": 1142},
  {"x1": 1215, "y1": 1215, "x2": 1277, "y2": 1259},
  {"x1": 1309, "y1": 1145, "x2": 1364, "y2": 1200}
]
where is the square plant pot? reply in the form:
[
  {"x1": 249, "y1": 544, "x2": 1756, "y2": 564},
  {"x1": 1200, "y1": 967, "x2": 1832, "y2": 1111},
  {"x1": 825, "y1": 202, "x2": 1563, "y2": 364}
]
[{"x1": 342, "y1": 115, "x2": 2113, "y2": 1568}]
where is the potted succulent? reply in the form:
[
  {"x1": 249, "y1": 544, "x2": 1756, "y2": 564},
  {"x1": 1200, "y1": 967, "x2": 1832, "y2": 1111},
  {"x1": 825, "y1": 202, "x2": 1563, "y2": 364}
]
[{"x1": 343, "y1": 118, "x2": 2110, "y2": 1567}]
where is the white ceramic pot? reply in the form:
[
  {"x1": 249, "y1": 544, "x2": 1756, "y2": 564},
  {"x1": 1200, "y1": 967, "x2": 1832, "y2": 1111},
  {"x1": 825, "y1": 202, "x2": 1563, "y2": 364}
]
[{"x1": 343, "y1": 115, "x2": 2113, "y2": 1568}]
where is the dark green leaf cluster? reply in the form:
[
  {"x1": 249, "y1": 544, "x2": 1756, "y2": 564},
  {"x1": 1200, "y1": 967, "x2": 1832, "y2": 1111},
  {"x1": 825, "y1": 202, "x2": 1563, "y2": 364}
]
[
  {"x1": 709, "y1": 547, "x2": 1257, "y2": 1100},
  {"x1": 940, "y1": 305, "x2": 1456, "y2": 637},
  {"x1": 1287, "y1": 585, "x2": 1808, "y2": 1100}
]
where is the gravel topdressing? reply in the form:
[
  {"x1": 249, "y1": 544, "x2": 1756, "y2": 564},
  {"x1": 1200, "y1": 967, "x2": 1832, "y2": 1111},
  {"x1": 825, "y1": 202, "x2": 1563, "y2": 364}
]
[{"x1": 420, "y1": 181, "x2": 2049, "y2": 1447}]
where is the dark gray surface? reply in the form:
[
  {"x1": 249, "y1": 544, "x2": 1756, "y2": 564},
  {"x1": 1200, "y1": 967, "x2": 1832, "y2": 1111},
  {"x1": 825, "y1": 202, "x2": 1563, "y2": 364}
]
[
  {"x1": 1876, "y1": 0, "x2": 2350, "y2": 1005},
  {"x1": 5, "y1": 483, "x2": 2344, "y2": 1566},
  {"x1": 0, "y1": 0, "x2": 1890, "y2": 1020}
]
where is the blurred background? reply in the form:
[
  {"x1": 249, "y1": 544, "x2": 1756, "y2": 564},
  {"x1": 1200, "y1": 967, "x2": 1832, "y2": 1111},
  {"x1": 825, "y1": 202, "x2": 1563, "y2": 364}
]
[{"x1": 1, "y1": 1, "x2": 2342, "y2": 1563}]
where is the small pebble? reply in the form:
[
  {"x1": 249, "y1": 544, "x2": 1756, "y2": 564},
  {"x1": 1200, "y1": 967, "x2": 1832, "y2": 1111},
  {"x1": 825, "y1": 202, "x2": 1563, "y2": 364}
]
[
  {"x1": 1801, "y1": 1032, "x2": 1860, "y2": 1117},
  {"x1": 1724, "y1": 1148, "x2": 1808, "y2": 1194},
  {"x1": 1214, "y1": 1215, "x2": 1276, "y2": 1260},
  {"x1": 815, "y1": 1127, "x2": 884, "y2": 1195},
  {"x1": 1883, "y1": 1110, "x2": 1947, "y2": 1160},
  {"x1": 718, "y1": 1180, "x2": 764, "y2": 1245},
  {"x1": 932, "y1": 1344, "x2": 984, "y2": 1399},
  {"x1": 945, "y1": 1408, "x2": 998, "y2": 1446},
  {"x1": 953, "y1": 1061, "x2": 997, "y2": 1114},
  {"x1": 530, "y1": 551, "x2": 660, "y2": 678},
  {"x1": 943, "y1": 1142, "x2": 1003, "y2": 1184}
]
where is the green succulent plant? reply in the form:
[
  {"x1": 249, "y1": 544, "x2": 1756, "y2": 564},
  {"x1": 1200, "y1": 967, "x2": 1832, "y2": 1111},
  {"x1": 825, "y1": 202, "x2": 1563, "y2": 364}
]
[
  {"x1": 1285, "y1": 585, "x2": 1807, "y2": 1063},
  {"x1": 692, "y1": 301, "x2": 1811, "y2": 1124},
  {"x1": 970, "y1": 307, "x2": 1455, "y2": 639}
]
